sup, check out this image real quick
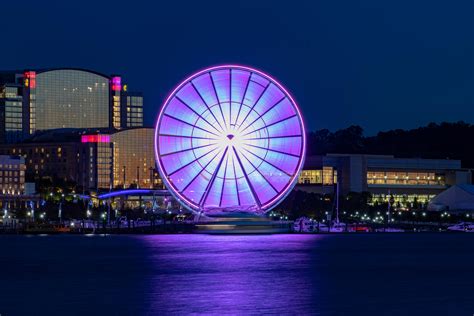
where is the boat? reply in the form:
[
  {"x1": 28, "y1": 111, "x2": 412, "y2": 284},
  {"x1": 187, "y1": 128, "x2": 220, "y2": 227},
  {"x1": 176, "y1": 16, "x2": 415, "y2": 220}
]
[
  {"x1": 374, "y1": 227, "x2": 405, "y2": 232},
  {"x1": 293, "y1": 217, "x2": 314, "y2": 232},
  {"x1": 447, "y1": 222, "x2": 474, "y2": 232},
  {"x1": 195, "y1": 213, "x2": 292, "y2": 234},
  {"x1": 330, "y1": 222, "x2": 347, "y2": 233}
]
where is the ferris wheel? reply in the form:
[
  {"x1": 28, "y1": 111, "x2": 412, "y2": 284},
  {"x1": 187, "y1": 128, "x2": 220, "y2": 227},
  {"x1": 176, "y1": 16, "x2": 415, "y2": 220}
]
[{"x1": 154, "y1": 65, "x2": 306, "y2": 214}]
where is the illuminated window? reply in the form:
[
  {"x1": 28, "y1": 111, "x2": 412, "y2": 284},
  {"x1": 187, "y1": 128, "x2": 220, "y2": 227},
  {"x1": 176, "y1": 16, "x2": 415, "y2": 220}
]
[{"x1": 367, "y1": 171, "x2": 445, "y2": 186}]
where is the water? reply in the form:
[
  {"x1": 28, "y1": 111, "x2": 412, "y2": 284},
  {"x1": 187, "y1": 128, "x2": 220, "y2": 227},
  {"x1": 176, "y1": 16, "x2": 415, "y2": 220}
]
[{"x1": 0, "y1": 234, "x2": 473, "y2": 315}]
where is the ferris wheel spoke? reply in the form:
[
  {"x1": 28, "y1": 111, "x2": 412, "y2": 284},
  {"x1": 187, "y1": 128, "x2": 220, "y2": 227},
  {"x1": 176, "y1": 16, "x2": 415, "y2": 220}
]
[
  {"x1": 160, "y1": 142, "x2": 218, "y2": 157},
  {"x1": 190, "y1": 82, "x2": 225, "y2": 133},
  {"x1": 209, "y1": 72, "x2": 229, "y2": 130},
  {"x1": 163, "y1": 113, "x2": 220, "y2": 138},
  {"x1": 244, "y1": 134, "x2": 302, "y2": 141},
  {"x1": 233, "y1": 73, "x2": 251, "y2": 128},
  {"x1": 230, "y1": 153, "x2": 241, "y2": 206},
  {"x1": 237, "y1": 148, "x2": 279, "y2": 196},
  {"x1": 174, "y1": 95, "x2": 222, "y2": 135},
  {"x1": 159, "y1": 133, "x2": 221, "y2": 140},
  {"x1": 239, "y1": 96, "x2": 286, "y2": 135},
  {"x1": 229, "y1": 69, "x2": 232, "y2": 127},
  {"x1": 241, "y1": 114, "x2": 298, "y2": 137},
  {"x1": 168, "y1": 145, "x2": 220, "y2": 177},
  {"x1": 239, "y1": 146, "x2": 293, "y2": 177},
  {"x1": 180, "y1": 146, "x2": 226, "y2": 195},
  {"x1": 242, "y1": 142, "x2": 300, "y2": 158},
  {"x1": 218, "y1": 153, "x2": 230, "y2": 207},
  {"x1": 232, "y1": 146, "x2": 261, "y2": 207},
  {"x1": 237, "y1": 82, "x2": 270, "y2": 133},
  {"x1": 198, "y1": 146, "x2": 229, "y2": 207}
]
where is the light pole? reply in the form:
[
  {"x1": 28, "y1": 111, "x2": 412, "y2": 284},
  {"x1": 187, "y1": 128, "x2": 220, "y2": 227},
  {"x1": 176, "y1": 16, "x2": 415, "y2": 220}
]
[
  {"x1": 30, "y1": 201, "x2": 35, "y2": 222},
  {"x1": 107, "y1": 199, "x2": 111, "y2": 226},
  {"x1": 123, "y1": 166, "x2": 126, "y2": 188},
  {"x1": 136, "y1": 166, "x2": 140, "y2": 189},
  {"x1": 149, "y1": 167, "x2": 154, "y2": 189}
]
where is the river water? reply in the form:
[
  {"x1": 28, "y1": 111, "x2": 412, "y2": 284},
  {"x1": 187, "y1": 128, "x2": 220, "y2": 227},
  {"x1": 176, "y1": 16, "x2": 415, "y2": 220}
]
[{"x1": 0, "y1": 233, "x2": 473, "y2": 315}]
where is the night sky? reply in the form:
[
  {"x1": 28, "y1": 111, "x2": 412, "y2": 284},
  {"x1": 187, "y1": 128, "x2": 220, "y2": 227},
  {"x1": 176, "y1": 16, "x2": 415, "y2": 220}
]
[{"x1": 3, "y1": 0, "x2": 473, "y2": 134}]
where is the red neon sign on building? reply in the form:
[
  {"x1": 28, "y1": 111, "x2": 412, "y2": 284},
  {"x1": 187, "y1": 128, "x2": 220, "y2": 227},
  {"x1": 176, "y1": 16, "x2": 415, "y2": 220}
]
[
  {"x1": 81, "y1": 135, "x2": 110, "y2": 143},
  {"x1": 24, "y1": 71, "x2": 36, "y2": 88}
]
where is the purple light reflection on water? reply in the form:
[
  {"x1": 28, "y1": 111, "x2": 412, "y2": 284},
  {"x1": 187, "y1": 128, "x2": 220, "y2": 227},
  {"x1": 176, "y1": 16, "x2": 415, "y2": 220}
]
[
  {"x1": 142, "y1": 234, "x2": 323, "y2": 314},
  {"x1": 1, "y1": 234, "x2": 474, "y2": 315},
  {"x1": 139, "y1": 234, "x2": 474, "y2": 315}
]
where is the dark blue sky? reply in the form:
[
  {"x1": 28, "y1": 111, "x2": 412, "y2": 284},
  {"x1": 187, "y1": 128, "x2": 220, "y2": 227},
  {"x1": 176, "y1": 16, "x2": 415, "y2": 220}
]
[{"x1": 3, "y1": 0, "x2": 473, "y2": 134}]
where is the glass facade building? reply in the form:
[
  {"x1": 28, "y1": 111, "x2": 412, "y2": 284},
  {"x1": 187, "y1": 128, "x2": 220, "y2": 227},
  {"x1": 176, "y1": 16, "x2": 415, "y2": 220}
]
[
  {"x1": 0, "y1": 85, "x2": 23, "y2": 143},
  {"x1": 34, "y1": 69, "x2": 110, "y2": 131},
  {"x1": 0, "y1": 68, "x2": 145, "y2": 143},
  {"x1": 111, "y1": 128, "x2": 159, "y2": 189},
  {"x1": 122, "y1": 92, "x2": 143, "y2": 127}
]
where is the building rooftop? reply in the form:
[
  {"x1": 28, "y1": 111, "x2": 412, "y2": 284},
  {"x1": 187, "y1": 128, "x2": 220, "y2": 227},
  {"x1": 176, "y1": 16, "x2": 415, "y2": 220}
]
[{"x1": 458, "y1": 184, "x2": 474, "y2": 195}]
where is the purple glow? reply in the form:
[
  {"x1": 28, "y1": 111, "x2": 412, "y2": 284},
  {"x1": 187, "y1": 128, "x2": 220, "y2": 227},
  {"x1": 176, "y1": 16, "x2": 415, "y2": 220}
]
[
  {"x1": 98, "y1": 189, "x2": 169, "y2": 199},
  {"x1": 111, "y1": 76, "x2": 121, "y2": 91},
  {"x1": 155, "y1": 65, "x2": 306, "y2": 214}
]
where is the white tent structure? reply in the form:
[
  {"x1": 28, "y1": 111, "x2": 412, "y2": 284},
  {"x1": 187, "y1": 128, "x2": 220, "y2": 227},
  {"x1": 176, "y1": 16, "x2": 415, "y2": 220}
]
[{"x1": 428, "y1": 184, "x2": 474, "y2": 212}]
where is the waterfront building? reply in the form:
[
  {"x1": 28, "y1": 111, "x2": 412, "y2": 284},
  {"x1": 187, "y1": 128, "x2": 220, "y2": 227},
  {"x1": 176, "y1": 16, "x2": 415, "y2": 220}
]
[
  {"x1": 0, "y1": 127, "x2": 160, "y2": 192},
  {"x1": 0, "y1": 68, "x2": 143, "y2": 143},
  {"x1": 297, "y1": 154, "x2": 472, "y2": 208},
  {"x1": 0, "y1": 155, "x2": 35, "y2": 211},
  {"x1": 0, "y1": 155, "x2": 26, "y2": 196},
  {"x1": 0, "y1": 129, "x2": 100, "y2": 191}
]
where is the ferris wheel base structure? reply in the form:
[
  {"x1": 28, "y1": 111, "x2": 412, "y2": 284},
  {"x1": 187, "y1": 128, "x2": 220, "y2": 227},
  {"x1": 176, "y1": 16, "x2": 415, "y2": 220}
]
[
  {"x1": 155, "y1": 65, "x2": 306, "y2": 216},
  {"x1": 195, "y1": 212, "x2": 292, "y2": 234}
]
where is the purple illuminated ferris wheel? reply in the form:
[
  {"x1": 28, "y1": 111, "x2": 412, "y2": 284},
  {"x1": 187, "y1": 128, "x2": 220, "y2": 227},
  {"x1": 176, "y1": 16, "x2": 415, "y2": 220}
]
[{"x1": 155, "y1": 65, "x2": 306, "y2": 214}]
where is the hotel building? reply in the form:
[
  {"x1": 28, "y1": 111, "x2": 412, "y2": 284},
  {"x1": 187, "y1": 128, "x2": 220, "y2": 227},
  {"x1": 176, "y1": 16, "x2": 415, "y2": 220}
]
[
  {"x1": 0, "y1": 127, "x2": 161, "y2": 192},
  {"x1": 0, "y1": 68, "x2": 143, "y2": 143}
]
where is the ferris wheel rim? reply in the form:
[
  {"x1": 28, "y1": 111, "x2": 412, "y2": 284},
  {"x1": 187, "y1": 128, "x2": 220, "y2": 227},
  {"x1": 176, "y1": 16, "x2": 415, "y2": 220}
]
[{"x1": 154, "y1": 64, "x2": 306, "y2": 213}]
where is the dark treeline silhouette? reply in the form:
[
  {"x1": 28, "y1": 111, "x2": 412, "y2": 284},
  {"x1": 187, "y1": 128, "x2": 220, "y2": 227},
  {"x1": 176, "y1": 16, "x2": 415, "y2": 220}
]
[{"x1": 307, "y1": 121, "x2": 474, "y2": 167}]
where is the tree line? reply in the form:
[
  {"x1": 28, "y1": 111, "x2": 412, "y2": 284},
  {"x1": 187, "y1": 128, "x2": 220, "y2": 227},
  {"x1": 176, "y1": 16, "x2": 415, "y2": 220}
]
[{"x1": 307, "y1": 121, "x2": 474, "y2": 167}]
